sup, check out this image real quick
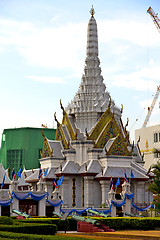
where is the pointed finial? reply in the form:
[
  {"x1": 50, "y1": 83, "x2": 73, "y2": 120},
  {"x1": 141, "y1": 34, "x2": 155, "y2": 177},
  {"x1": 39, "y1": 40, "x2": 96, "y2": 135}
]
[
  {"x1": 90, "y1": 5, "x2": 95, "y2": 16},
  {"x1": 60, "y1": 99, "x2": 65, "y2": 115}
]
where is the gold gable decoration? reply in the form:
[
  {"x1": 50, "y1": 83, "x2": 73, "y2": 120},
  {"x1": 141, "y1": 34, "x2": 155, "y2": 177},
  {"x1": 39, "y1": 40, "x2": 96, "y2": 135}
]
[
  {"x1": 94, "y1": 116, "x2": 119, "y2": 148},
  {"x1": 60, "y1": 100, "x2": 76, "y2": 140},
  {"x1": 120, "y1": 118, "x2": 130, "y2": 145},
  {"x1": 54, "y1": 113, "x2": 69, "y2": 149},
  {"x1": 88, "y1": 101, "x2": 113, "y2": 141},
  {"x1": 41, "y1": 131, "x2": 53, "y2": 158},
  {"x1": 105, "y1": 134, "x2": 131, "y2": 156}
]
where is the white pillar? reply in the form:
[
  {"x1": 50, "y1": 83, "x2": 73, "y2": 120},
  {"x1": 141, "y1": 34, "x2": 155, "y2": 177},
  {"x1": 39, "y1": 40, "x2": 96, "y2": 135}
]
[
  {"x1": 54, "y1": 205, "x2": 60, "y2": 214},
  {"x1": 38, "y1": 197, "x2": 46, "y2": 216},
  {"x1": 108, "y1": 188, "x2": 116, "y2": 217},
  {"x1": 99, "y1": 180, "x2": 110, "y2": 204},
  {"x1": 61, "y1": 177, "x2": 69, "y2": 208},
  {"x1": 136, "y1": 182, "x2": 145, "y2": 203},
  {"x1": 10, "y1": 180, "x2": 19, "y2": 192},
  {"x1": 110, "y1": 204, "x2": 116, "y2": 217},
  {"x1": 121, "y1": 181, "x2": 132, "y2": 214},
  {"x1": 37, "y1": 178, "x2": 45, "y2": 192},
  {"x1": 10, "y1": 197, "x2": 19, "y2": 216},
  {"x1": 123, "y1": 199, "x2": 132, "y2": 214},
  {"x1": 44, "y1": 182, "x2": 53, "y2": 200},
  {"x1": 84, "y1": 176, "x2": 94, "y2": 208}
]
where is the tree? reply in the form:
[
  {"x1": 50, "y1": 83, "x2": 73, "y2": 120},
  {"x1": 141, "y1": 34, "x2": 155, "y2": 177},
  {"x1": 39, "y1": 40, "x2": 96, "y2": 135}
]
[{"x1": 147, "y1": 160, "x2": 160, "y2": 213}]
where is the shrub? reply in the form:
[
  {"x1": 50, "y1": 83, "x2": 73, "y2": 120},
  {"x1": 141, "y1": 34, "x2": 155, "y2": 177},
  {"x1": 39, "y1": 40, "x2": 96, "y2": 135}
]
[
  {"x1": 0, "y1": 231, "x2": 54, "y2": 239},
  {"x1": 17, "y1": 218, "x2": 53, "y2": 224},
  {"x1": 0, "y1": 223, "x2": 57, "y2": 235},
  {"x1": 96, "y1": 217, "x2": 160, "y2": 230},
  {"x1": 0, "y1": 217, "x2": 13, "y2": 225}
]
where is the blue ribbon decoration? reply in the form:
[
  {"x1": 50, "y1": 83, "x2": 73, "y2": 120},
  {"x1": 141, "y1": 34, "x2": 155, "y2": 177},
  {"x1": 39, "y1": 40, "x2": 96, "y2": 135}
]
[
  {"x1": 132, "y1": 202, "x2": 151, "y2": 211},
  {"x1": 124, "y1": 193, "x2": 134, "y2": 200},
  {"x1": 12, "y1": 192, "x2": 48, "y2": 201},
  {"x1": 47, "y1": 199, "x2": 63, "y2": 207},
  {"x1": 111, "y1": 200, "x2": 126, "y2": 207},
  {"x1": 0, "y1": 198, "x2": 13, "y2": 207}
]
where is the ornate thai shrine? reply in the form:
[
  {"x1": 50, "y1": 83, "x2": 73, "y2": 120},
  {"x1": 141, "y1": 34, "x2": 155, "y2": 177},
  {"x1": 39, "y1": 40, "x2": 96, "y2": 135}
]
[{"x1": 0, "y1": 7, "x2": 153, "y2": 217}]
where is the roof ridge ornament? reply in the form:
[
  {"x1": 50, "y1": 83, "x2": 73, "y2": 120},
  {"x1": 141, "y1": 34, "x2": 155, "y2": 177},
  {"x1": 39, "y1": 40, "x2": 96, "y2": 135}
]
[
  {"x1": 60, "y1": 99, "x2": 65, "y2": 115},
  {"x1": 90, "y1": 5, "x2": 95, "y2": 17}
]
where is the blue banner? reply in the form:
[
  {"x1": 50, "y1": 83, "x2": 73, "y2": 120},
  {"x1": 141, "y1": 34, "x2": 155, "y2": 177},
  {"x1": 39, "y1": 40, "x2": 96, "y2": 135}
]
[
  {"x1": 0, "y1": 199, "x2": 13, "y2": 207},
  {"x1": 124, "y1": 193, "x2": 134, "y2": 200},
  {"x1": 111, "y1": 200, "x2": 126, "y2": 207},
  {"x1": 12, "y1": 192, "x2": 48, "y2": 201},
  {"x1": 47, "y1": 199, "x2": 63, "y2": 207},
  {"x1": 132, "y1": 202, "x2": 151, "y2": 211}
]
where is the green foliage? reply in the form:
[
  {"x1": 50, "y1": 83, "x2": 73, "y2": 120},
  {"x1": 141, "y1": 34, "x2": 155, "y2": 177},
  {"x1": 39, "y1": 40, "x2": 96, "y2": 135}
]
[
  {"x1": 17, "y1": 218, "x2": 53, "y2": 224},
  {"x1": 27, "y1": 217, "x2": 160, "y2": 231},
  {"x1": 0, "y1": 217, "x2": 13, "y2": 225},
  {"x1": 0, "y1": 223, "x2": 57, "y2": 235},
  {"x1": 0, "y1": 231, "x2": 95, "y2": 240},
  {"x1": 98, "y1": 217, "x2": 160, "y2": 230},
  {"x1": 147, "y1": 160, "x2": 160, "y2": 213},
  {"x1": 99, "y1": 202, "x2": 107, "y2": 208},
  {"x1": 3, "y1": 216, "x2": 160, "y2": 233},
  {"x1": 0, "y1": 231, "x2": 54, "y2": 239}
]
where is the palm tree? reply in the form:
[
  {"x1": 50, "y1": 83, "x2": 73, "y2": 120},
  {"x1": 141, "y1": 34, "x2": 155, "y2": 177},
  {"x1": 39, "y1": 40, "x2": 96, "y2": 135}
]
[{"x1": 147, "y1": 160, "x2": 160, "y2": 213}]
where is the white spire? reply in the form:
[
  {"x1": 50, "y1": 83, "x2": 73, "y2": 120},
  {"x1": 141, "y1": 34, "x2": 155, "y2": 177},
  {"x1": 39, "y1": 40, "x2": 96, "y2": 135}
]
[
  {"x1": 87, "y1": 7, "x2": 98, "y2": 57},
  {"x1": 66, "y1": 7, "x2": 121, "y2": 133}
]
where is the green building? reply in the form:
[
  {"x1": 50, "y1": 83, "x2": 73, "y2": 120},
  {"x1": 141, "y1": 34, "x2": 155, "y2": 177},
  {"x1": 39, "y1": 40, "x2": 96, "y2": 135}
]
[{"x1": 0, "y1": 127, "x2": 56, "y2": 178}]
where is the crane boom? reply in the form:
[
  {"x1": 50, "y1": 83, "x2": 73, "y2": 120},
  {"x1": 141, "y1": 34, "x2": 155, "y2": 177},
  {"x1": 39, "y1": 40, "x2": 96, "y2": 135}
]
[
  {"x1": 142, "y1": 86, "x2": 160, "y2": 128},
  {"x1": 147, "y1": 6, "x2": 160, "y2": 33},
  {"x1": 142, "y1": 7, "x2": 160, "y2": 128}
]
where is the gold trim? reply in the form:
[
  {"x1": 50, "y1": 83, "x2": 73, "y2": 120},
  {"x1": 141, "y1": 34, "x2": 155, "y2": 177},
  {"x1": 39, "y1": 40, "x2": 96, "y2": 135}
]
[
  {"x1": 55, "y1": 111, "x2": 68, "y2": 149},
  {"x1": 60, "y1": 100, "x2": 76, "y2": 140},
  {"x1": 107, "y1": 134, "x2": 130, "y2": 156},
  {"x1": 94, "y1": 114, "x2": 121, "y2": 148},
  {"x1": 55, "y1": 124, "x2": 68, "y2": 149},
  {"x1": 41, "y1": 136, "x2": 53, "y2": 158},
  {"x1": 88, "y1": 107, "x2": 112, "y2": 141}
]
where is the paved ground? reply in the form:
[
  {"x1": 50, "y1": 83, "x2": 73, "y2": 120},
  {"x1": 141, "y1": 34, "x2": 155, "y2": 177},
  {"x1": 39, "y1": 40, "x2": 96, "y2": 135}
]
[{"x1": 57, "y1": 230, "x2": 160, "y2": 240}]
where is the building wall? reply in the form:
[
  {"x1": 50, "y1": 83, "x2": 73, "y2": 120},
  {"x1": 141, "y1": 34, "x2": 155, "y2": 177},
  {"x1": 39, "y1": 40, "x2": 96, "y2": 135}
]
[
  {"x1": 0, "y1": 127, "x2": 56, "y2": 177},
  {"x1": 135, "y1": 124, "x2": 160, "y2": 169}
]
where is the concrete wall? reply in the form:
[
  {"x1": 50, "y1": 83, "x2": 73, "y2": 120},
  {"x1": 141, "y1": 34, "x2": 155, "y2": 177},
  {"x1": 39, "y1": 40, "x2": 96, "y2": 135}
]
[{"x1": 135, "y1": 125, "x2": 160, "y2": 169}]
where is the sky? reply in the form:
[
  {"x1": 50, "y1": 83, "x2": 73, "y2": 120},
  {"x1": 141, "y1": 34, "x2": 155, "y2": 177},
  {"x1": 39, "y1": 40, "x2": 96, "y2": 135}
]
[{"x1": 0, "y1": 0, "x2": 160, "y2": 143}]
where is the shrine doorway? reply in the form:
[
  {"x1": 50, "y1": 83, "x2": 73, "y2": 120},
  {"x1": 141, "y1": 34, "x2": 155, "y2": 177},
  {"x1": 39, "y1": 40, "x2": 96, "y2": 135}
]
[
  {"x1": 1, "y1": 206, "x2": 10, "y2": 216},
  {"x1": 46, "y1": 206, "x2": 54, "y2": 217},
  {"x1": 19, "y1": 199, "x2": 38, "y2": 216}
]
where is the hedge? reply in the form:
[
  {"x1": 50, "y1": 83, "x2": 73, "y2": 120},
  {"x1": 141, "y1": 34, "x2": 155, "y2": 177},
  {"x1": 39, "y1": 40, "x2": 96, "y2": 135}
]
[
  {"x1": 51, "y1": 217, "x2": 160, "y2": 231},
  {"x1": 0, "y1": 231, "x2": 93, "y2": 240},
  {"x1": 0, "y1": 217, "x2": 13, "y2": 225},
  {"x1": 22, "y1": 218, "x2": 77, "y2": 231},
  {"x1": 15, "y1": 218, "x2": 73, "y2": 231},
  {"x1": 17, "y1": 218, "x2": 53, "y2": 224},
  {"x1": 0, "y1": 223, "x2": 57, "y2": 235},
  {"x1": 14, "y1": 216, "x2": 160, "y2": 231},
  {"x1": 92, "y1": 217, "x2": 160, "y2": 230},
  {"x1": 0, "y1": 231, "x2": 55, "y2": 240}
]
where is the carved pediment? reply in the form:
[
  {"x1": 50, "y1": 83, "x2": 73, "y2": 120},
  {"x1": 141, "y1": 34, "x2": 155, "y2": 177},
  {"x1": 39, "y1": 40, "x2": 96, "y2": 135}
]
[
  {"x1": 105, "y1": 134, "x2": 131, "y2": 156},
  {"x1": 41, "y1": 137, "x2": 53, "y2": 158}
]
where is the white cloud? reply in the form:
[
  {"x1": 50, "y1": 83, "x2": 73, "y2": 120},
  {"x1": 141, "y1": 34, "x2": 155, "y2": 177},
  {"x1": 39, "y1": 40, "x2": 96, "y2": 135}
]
[
  {"x1": 110, "y1": 65, "x2": 160, "y2": 91},
  {"x1": 98, "y1": 18, "x2": 160, "y2": 47},
  {"x1": 26, "y1": 75, "x2": 65, "y2": 84},
  {"x1": 0, "y1": 15, "x2": 159, "y2": 73},
  {"x1": 0, "y1": 17, "x2": 86, "y2": 70},
  {"x1": 140, "y1": 97, "x2": 160, "y2": 116}
]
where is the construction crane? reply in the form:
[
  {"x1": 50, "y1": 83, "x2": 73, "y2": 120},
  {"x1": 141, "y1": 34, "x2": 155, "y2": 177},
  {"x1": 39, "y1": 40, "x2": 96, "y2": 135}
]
[
  {"x1": 142, "y1": 85, "x2": 160, "y2": 128},
  {"x1": 142, "y1": 7, "x2": 160, "y2": 128},
  {"x1": 147, "y1": 6, "x2": 160, "y2": 33}
]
